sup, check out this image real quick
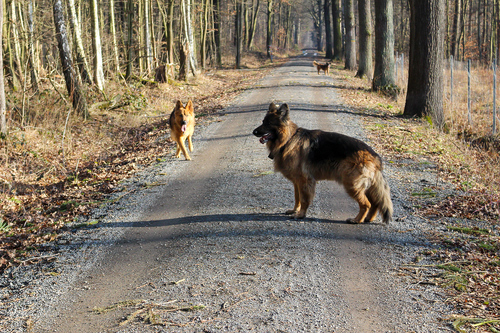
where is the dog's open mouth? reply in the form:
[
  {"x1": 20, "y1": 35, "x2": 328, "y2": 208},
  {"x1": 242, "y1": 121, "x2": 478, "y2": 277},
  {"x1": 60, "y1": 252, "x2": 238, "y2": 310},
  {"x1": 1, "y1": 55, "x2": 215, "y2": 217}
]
[
  {"x1": 181, "y1": 124, "x2": 187, "y2": 133},
  {"x1": 259, "y1": 133, "x2": 272, "y2": 144}
]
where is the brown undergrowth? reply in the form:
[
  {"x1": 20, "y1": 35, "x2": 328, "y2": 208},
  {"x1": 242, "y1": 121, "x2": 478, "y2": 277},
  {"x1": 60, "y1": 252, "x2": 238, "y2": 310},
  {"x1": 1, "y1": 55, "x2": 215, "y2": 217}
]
[
  {"x1": 332, "y1": 61, "x2": 499, "y2": 332},
  {"x1": 0, "y1": 53, "x2": 276, "y2": 273}
]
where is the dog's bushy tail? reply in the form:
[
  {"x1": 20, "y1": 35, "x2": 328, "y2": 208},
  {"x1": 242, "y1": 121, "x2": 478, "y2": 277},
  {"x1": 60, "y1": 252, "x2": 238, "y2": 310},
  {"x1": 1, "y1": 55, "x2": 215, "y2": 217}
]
[
  {"x1": 368, "y1": 168, "x2": 393, "y2": 224},
  {"x1": 313, "y1": 61, "x2": 319, "y2": 66}
]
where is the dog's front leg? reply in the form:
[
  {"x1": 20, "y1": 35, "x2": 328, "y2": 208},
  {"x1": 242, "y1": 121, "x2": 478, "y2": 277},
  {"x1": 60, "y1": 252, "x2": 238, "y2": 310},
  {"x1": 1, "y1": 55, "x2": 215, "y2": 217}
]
[
  {"x1": 294, "y1": 178, "x2": 316, "y2": 219},
  {"x1": 285, "y1": 182, "x2": 301, "y2": 215}
]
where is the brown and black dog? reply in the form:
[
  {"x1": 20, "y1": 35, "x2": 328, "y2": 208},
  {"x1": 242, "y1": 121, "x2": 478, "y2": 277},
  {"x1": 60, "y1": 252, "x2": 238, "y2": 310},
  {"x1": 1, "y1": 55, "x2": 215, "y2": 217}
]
[
  {"x1": 169, "y1": 100, "x2": 195, "y2": 160},
  {"x1": 253, "y1": 103, "x2": 393, "y2": 223},
  {"x1": 313, "y1": 61, "x2": 331, "y2": 75}
]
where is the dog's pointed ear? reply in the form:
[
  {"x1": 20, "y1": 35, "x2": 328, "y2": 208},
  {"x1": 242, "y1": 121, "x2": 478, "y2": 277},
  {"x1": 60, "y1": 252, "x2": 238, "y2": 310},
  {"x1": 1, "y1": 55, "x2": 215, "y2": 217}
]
[
  {"x1": 185, "y1": 100, "x2": 194, "y2": 112},
  {"x1": 277, "y1": 103, "x2": 290, "y2": 121},
  {"x1": 175, "y1": 100, "x2": 183, "y2": 109},
  {"x1": 269, "y1": 103, "x2": 278, "y2": 113}
]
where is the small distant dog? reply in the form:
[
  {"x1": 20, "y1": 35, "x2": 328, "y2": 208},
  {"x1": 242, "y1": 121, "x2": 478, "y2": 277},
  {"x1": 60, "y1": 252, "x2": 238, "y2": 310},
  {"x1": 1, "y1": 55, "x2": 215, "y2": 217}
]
[
  {"x1": 313, "y1": 61, "x2": 331, "y2": 75},
  {"x1": 253, "y1": 103, "x2": 393, "y2": 223},
  {"x1": 169, "y1": 100, "x2": 195, "y2": 160}
]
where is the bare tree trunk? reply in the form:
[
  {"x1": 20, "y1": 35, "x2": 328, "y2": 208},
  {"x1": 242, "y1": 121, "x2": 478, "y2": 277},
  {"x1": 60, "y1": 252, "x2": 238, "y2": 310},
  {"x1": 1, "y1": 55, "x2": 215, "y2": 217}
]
[
  {"x1": 248, "y1": 0, "x2": 260, "y2": 49},
  {"x1": 68, "y1": 0, "x2": 92, "y2": 84},
  {"x1": 0, "y1": 0, "x2": 6, "y2": 137},
  {"x1": 201, "y1": 0, "x2": 210, "y2": 69},
  {"x1": 332, "y1": 0, "x2": 342, "y2": 59},
  {"x1": 126, "y1": 0, "x2": 134, "y2": 79},
  {"x1": 324, "y1": 0, "x2": 333, "y2": 58},
  {"x1": 213, "y1": 0, "x2": 222, "y2": 66},
  {"x1": 144, "y1": 0, "x2": 153, "y2": 73},
  {"x1": 344, "y1": 0, "x2": 356, "y2": 70},
  {"x1": 236, "y1": 1, "x2": 243, "y2": 68},
  {"x1": 373, "y1": 0, "x2": 395, "y2": 91},
  {"x1": 110, "y1": 0, "x2": 120, "y2": 74},
  {"x1": 404, "y1": 0, "x2": 445, "y2": 128},
  {"x1": 181, "y1": 0, "x2": 198, "y2": 76},
  {"x1": 28, "y1": 0, "x2": 39, "y2": 94},
  {"x1": 267, "y1": 0, "x2": 273, "y2": 58},
  {"x1": 53, "y1": 0, "x2": 88, "y2": 118},
  {"x1": 356, "y1": 0, "x2": 373, "y2": 79},
  {"x1": 90, "y1": 0, "x2": 105, "y2": 90}
]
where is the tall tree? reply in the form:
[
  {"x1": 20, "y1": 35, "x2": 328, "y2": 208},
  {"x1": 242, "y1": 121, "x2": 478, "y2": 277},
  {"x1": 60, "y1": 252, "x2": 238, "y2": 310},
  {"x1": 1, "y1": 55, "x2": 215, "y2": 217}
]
[
  {"x1": 53, "y1": 0, "x2": 88, "y2": 118},
  {"x1": 90, "y1": 0, "x2": 105, "y2": 90},
  {"x1": 332, "y1": 0, "x2": 342, "y2": 59},
  {"x1": 28, "y1": 0, "x2": 39, "y2": 93},
  {"x1": 344, "y1": 0, "x2": 356, "y2": 70},
  {"x1": 68, "y1": 0, "x2": 92, "y2": 84},
  {"x1": 144, "y1": 0, "x2": 153, "y2": 73},
  {"x1": 356, "y1": 0, "x2": 373, "y2": 79},
  {"x1": 201, "y1": 0, "x2": 210, "y2": 69},
  {"x1": 267, "y1": 0, "x2": 274, "y2": 58},
  {"x1": 236, "y1": 1, "x2": 243, "y2": 68},
  {"x1": 373, "y1": 0, "x2": 396, "y2": 91},
  {"x1": 213, "y1": 0, "x2": 222, "y2": 67},
  {"x1": 248, "y1": 0, "x2": 261, "y2": 50},
  {"x1": 324, "y1": 0, "x2": 333, "y2": 58},
  {"x1": 110, "y1": 0, "x2": 120, "y2": 74},
  {"x1": 126, "y1": 0, "x2": 134, "y2": 79},
  {"x1": 404, "y1": 0, "x2": 445, "y2": 128},
  {"x1": 181, "y1": 0, "x2": 198, "y2": 75},
  {"x1": 0, "y1": 0, "x2": 6, "y2": 137},
  {"x1": 450, "y1": 0, "x2": 462, "y2": 58}
]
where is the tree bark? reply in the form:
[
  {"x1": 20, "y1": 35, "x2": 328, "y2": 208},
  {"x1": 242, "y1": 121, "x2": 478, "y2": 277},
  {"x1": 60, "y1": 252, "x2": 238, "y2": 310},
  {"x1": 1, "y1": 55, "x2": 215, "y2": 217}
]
[
  {"x1": 248, "y1": 0, "x2": 260, "y2": 50},
  {"x1": 356, "y1": 0, "x2": 373, "y2": 79},
  {"x1": 450, "y1": 0, "x2": 462, "y2": 58},
  {"x1": 53, "y1": 0, "x2": 88, "y2": 118},
  {"x1": 68, "y1": 0, "x2": 92, "y2": 84},
  {"x1": 0, "y1": 0, "x2": 6, "y2": 136},
  {"x1": 144, "y1": 0, "x2": 153, "y2": 73},
  {"x1": 373, "y1": 0, "x2": 396, "y2": 91},
  {"x1": 267, "y1": 0, "x2": 273, "y2": 59},
  {"x1": 90, "y1": 0, "x2": 105, "y2": 90},
  {"x1": 28, "y1": 0, "x2": 39, "y2": 94},
  {"x1": 344, "y1": 0, "x2": 356, "y2": 70},
  {"x1": 213, "y1": 0, "x2": 222, "y2": 67},
  {"x1": 332, "y1": 0, "x2": 342, "y2": 59},
  {"x1": 324, "y1": 0, "x2": 333, "y2": 58},
  {"x1": 236, "y1": 1, "x2": 243, "y2": 68},
  {"x1": 109, "y1": 0, "x2": 121, "y2": 74},
  {"x1": 404, "y1": 0, "x2": 445, "y2": 128},
  {"x1": 181, "y1": 0, "x2": 198, "y2": 76},
  {"x1": 126, "y1": 0, "x2": 134, "y2": 79}
]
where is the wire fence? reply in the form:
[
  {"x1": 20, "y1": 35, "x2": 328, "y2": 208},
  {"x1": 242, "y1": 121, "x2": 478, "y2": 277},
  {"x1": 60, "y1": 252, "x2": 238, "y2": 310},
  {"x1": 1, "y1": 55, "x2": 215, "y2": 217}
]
[{"x1": 395, "y1": 53, "x2": 500, "y2": 136}]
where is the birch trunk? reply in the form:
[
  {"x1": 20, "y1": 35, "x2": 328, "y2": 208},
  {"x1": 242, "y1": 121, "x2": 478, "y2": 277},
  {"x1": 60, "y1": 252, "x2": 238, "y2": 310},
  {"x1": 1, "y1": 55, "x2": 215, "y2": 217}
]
[
  {"x1": 68, "y1": 0, "x2": 92, "y2": 84},
  {"x1": 28, "y1": 0, "x2": 39, "y2": 93},
  {"x1": 90, "y1": 0, "x2": 104, "y2": 90},
  {"x1": 110, "y1": 0, "x2": 120, "y2": 74}
]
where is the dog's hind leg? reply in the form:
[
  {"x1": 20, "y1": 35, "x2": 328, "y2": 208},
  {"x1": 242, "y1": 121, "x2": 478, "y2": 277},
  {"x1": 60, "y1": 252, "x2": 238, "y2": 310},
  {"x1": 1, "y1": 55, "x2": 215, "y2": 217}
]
[
  {"x1": 345, "y1": 183, "x2": 371, "y2": 223},
  {"x1": 286, "y1": 182, "x2": 301, "y2": 215}
]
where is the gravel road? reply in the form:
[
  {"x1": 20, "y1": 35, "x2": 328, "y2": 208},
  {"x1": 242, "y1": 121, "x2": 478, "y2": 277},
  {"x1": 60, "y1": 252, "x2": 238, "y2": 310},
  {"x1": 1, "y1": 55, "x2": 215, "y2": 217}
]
[{"x1": 1, "y1": 56, "x2": 454, "y2": 332}]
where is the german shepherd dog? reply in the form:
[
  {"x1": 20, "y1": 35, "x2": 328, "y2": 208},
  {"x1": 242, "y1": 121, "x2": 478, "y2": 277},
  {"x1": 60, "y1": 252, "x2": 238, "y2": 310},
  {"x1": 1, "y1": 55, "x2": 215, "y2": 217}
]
[
  {"x1": 169, "y1": 100, "x2": 195, "y2": 160},
  {"x1": 253, "y1": 103, "x2": 393, "y2": 223},
  {"x1": 313, "y1": 61, "x2": 331, "y2": 75}
]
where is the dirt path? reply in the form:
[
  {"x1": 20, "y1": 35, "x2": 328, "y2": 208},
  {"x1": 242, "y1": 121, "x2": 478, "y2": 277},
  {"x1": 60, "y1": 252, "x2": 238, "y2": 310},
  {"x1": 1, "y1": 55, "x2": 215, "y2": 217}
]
[{"x1": 32, "y1": 56, "x2": 451, "y2": 332}]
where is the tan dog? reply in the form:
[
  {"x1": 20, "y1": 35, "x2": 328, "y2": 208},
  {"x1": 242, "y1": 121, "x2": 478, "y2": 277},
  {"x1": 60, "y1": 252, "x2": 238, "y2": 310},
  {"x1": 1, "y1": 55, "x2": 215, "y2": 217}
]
[
  {"x1": 313, "y1": 61, "x2": 331, "y2": 75},
  {"x1": 253, "y1": 103, "x2": 393, "y2": 223},
  {"x1": 169, "y1": 100, "x2": 195, "y2": 160}
]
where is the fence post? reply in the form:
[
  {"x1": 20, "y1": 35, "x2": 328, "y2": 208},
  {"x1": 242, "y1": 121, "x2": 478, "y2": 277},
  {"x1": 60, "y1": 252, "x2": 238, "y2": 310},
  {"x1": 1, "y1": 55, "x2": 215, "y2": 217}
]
[
  {"x1": 468, "y1": 59, "x2": 473, "y2": 126},
  {"x1": 494, "y1": 59, "x2": 498, "y2": 135},
  {"x1": 450, "y1": 56, "x2": 454, "y2": 107}
]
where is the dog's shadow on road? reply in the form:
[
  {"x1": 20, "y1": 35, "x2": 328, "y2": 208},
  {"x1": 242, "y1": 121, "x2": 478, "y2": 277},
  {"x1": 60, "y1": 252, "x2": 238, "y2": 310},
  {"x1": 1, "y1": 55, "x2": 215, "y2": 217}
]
[{"x1": 82, "y1": 213, "x2": 425, "y2": 249}]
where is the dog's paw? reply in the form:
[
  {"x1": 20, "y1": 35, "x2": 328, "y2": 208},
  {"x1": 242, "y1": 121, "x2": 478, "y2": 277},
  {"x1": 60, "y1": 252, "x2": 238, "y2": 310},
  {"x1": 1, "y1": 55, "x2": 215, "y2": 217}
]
[
  {"x1": 346, "y1": 218, "x2": 363, "y2": 224},
  {"x1": 285, "y1": 209, "x2": 298, "y2": 215}
]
